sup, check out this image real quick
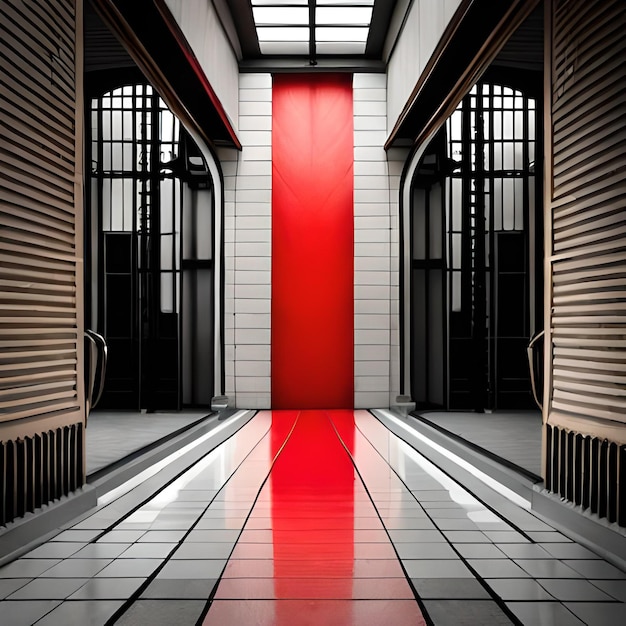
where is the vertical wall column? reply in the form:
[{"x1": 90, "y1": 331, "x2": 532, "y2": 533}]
[
  {"x1": 221, "y1": 74, "x2": 273, "y2": 410},
  {"x1": 353, "y1": 74, "x2": 405, "y2": 408}
]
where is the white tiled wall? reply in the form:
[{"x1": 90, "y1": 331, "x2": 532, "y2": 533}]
[
  {"x1": 218, "y1": 73, "x2": 273, "y2": 409},
  {"x1": 354, "y1": 73, "x2": 395, "y2": 409},
  {"x1": 219, "y1": 72, "x2": 406, "y2": 410}
]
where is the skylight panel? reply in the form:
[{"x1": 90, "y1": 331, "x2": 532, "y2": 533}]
[
  {"x1": 252, "y1": 0, "x2": 308, "y2": 5},
  {"x1": 316, "y1": 26, "x2": 369, "y2": 42},
  {"x1": 317, "y1": 0, "x2": 374, "y2": 4},
  {"x1": 252, "y1": 7, "x2": 309, "y2": 25},
  {"x1": 259, "y1": 41, "x2": 311, "y2": 55},
  {"x1": 316, "y1": 7, "x2": 373, "y2": 26},
  {"x1": 256, "y1": 27, "x2": 310, "y2": 42}
]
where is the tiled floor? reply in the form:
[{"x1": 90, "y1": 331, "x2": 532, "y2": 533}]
[
  {"x1": 86, "y1": 410, "x2": 211, "y2": 475},
  {"x1": 1, "y1": 410, "x2": 625, "y2": 625},
  {"x1": 414, "y1": 411, "x2": 542, "y2": 476}
]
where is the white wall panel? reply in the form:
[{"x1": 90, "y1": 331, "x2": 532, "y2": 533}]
[
  {"x1": 164, "y1": 0, "x2": 239, "y2": 132},
  {"x1": 218, "y1": 73, "x2": 273, "y2": 409},
  {"x1": 387, "y1": 0, "x2": 462, "y2": 137}
]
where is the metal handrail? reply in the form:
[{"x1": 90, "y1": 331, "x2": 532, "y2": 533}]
[
  {"x1": 85, "y1": 329, "x2": 108, "y2": 416},
  {"x1": 526, "y1": 330, "x2": 545, "y2": 410}
]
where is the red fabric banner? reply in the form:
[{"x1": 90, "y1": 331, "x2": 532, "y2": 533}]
[{"x1": 271, "y1": 74, "x2": 354, "y2": 409}]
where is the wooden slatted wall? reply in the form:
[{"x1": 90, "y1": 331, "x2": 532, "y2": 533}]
[
  {"x1": 0, "y1": 0, "x2": 84, "y2": 524},
  {"x1": 545, "y1": 0, "x2": 626, "y2": 524},
  {"x1": 548, "y1": 0, "x2": 626, "y2": 430}
]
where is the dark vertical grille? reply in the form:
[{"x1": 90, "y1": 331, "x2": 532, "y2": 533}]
[
  {"x1": 0, "y1": 424, "x2": 84, "y2": 527},
  {"x1": 546, "y1": 424, "x2": 625, "y2": 527}
]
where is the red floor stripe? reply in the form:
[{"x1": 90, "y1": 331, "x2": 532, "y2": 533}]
[{"x1": 203, "y1": 410, "x2": 426, "y2": 625}]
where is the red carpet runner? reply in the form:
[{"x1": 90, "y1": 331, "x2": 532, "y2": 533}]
[{"x1": 204, "y1": 410, "x2": 426, "y2": 625}]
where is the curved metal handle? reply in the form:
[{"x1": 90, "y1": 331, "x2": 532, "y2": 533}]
[
  {"x1": 527, "y1": 330, "x2": 545, "y2": 410},
  {"x1": 85, "y1": 329, "x2": 108, "y2": 416}
]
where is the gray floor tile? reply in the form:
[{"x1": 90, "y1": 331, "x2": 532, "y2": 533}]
[
  {"x1": 119, "y1": 543, "x2": 177, "y2": 559},
  {"x1": 96, "y1": 559, "x2": 162, "y2": 578},
  {"x1": 515, "y1": 559, "x2": 582, "y2": 578},
  {"x1": 40, "y1": 559, "x2": 112, "y2": 578},
  {"x1": 0, "y1": 578, "x2": 31, "y2": 600},
  {"x1": 8, "y1": 577, "x2": 89, "y2": 600},
  {"x1": 443, "y1": 530, "x2": 490, "y2": 543},
  {"x1": 565, "y1": 602, "x2": 626, "y2": 626},
  {"x1": 411, "y1": 490, "x2": 453, "y2": 502},
  {"x1": 144, "y1": 529, "x2": 194, "y2": 543},
  {"x1": 381, "y1": 517, "x2": 435, "y2": 530},
  {"x1": 181, "y1": 529, "x2": 240, "y2": 543},
  {"x1": 388, "y1": 529, "x2": 446, "y2": 543},
  {"x1": 69, "y1": 577, "x2": 145, "y2": 600},
  {"x1": 496, "y1": 543, "x2": 552, "y2": 559},
  {"x1": 35, "y1": 599, "x2": 125, "y2": 626},
  {"x1": 411, "y1": 577, "x2": 490, "y2": 600},
  {"x1": 395, "y1": 542, "x2": 458, "y2": 559},
  {"x1": 51, "y1": 529, "x2": 101, "y2": 542},
  {"x1": 468, "y1": 558, "x2": 530, "y2": 578},
  {"x1": 0, "y1": 599, "x2": 60, "y2": 626},
  {"x1": 538, "y1": 578, "x2": 615, "y2": 601},
  {"x1": 195, "y1": 517, "x2": 248, "y2": 530},
  {"x1": 422, "y1": 599, "x2": 514, "y2": 625},
  {"x1": 455, "y1": 543, "x2": 506, "y2": 559},
  {"x1": 590, "y1": 579, "x2": 626, "y2": 602},
  {"x1": 172, "y1": 542, "x2": 234, "y2": 559},
  {"x1": 0, "y1": 559, "x2": 60, "y2": 578},
  {"x1": 71, "y1": 543, "x2": 130, "y2": 559},
  {"x1": 23, "y1": 543, "x2": 85, "y2": 559},
  {"x1": 483, "y1": 530, "x2": 529, "y2": 543},
  {"x1": 435, "y1": 519, "x2": 480, "y2": 531},
  {"x1": 427, "y1": 508, "x2": 471, "y2": 519},
  {"x1": 526, "y1": 531, "x2": 572, "y2": 543},
  {"x1": 403, "y1": 559, "x2": 473, "y2": 579},
  {"x1": 506, "y1": 601, "x2": 585, "y2": 625},
  {"x1": 97, "y1": 530, "x2": 146, "y2": 543},
  {"x1": 115, "y1": 599, "x2": 206, "y2": 626},
  {"x1": 540, "y1": 543, "x2": 601, "y2": 559},
  {"x1": 157, "y1": 559, "x2": 226, "y2": 580},
  {"x1": 140, "y1": 578, "x2": 218, "y2": 599},
  {"x1": 562, "y1": 559, "x2": 626, "y2": 579},
  {"x1": 487, "y1": 578, "x2": 555, "y2": 600}
]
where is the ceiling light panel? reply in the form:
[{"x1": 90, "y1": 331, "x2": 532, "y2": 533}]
[
  {"x1": 252, "y1": 7, "x2": 309, "y2": 25},
  {"x1": 316, "y1": 26, "x2": 369, "y2": 42},
  {"x1": 259, "y1": 41, "x2": 311, "y2": 54},
  {"x1": 252, "y1": 0, "x2": 308, "y2": 5},
  {"x1": 316, "y1": 41, "x2": 366, "y2": 54},
  {"x1": 316, "y1": 7, "x2": 373, "y2": 25},
  {"x1": 317, "y1": 0, "x2": 374, "y2": 5},
  {"x1": 256, "y1": 26, "x2": 310, "y2": 42}
]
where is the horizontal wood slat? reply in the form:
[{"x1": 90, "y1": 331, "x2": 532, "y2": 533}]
[
  {"x1": 0, "y1": 0, "x2": 81, "y2": 430},
  {"x1": 548, "y1": 0, "x2": 626, "y2": 430}
]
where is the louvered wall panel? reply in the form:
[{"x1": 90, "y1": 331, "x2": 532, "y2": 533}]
[
  {"x1": 0, "y1": 0, "x2": 84, "y2": 524},
  {"x1": 549, "y1": 0, "x2": 626, "y2": 428}
]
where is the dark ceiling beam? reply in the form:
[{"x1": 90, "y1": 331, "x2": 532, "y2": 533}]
[
  {"x1": 90, "y1": 0, "x2": 241, "y2": 149},
  {"x1": 366, "y1": 0, "x2": 398, "y2": 59},
  {"x1": 225, "y1": 0, "x2": 260, "y2": 58},
  {"x1": 239, "y1": 58, "x2": 386, "y2": 74},
  {"x1": 386, "y1": 0, "x2": 542, "y2": 149}
]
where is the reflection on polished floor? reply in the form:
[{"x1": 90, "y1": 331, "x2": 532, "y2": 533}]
[{"x1": 0, "y1": 410, "x2": 625, "y2": 625}]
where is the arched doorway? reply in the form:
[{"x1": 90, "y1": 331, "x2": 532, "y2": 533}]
[
  {"x1": 410, "y1": 81, "x2": 543, "y2": 411},
  {"x1": 86, "y1": 82, "x2": 215, "y2": 410}
]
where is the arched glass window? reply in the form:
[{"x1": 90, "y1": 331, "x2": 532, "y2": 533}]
[{"x1": 88, "y1": 83, "x2": 214, "y2": 410}]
